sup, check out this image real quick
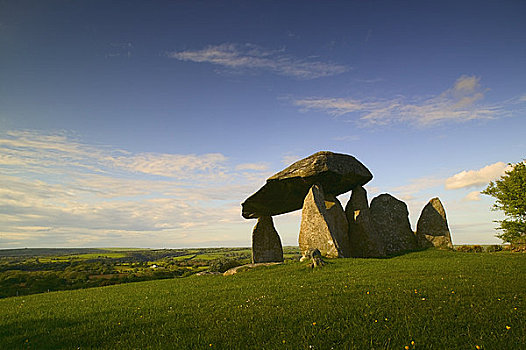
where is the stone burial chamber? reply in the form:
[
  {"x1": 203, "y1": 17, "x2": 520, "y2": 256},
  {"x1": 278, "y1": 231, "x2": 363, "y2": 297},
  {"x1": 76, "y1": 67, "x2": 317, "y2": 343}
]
[{"x1": 241, "y1": 151, "x2": 453, "y2": 263}]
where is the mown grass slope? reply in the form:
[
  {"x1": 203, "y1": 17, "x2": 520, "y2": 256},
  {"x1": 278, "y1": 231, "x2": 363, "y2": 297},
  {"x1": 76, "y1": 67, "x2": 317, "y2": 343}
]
[{"x1": 0, "y1": 250, "x2": 524, "y2": 349}]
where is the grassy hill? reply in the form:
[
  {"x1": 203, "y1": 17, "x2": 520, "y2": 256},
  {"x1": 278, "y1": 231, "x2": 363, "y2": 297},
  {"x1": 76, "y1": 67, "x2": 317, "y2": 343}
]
[{"x1": 0, "y1": 249, "x2": 524, "y2": 349}]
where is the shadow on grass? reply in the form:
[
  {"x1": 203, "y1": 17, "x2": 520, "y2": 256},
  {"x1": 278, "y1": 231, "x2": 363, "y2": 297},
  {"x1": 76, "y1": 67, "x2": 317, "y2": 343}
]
[{"x1": 349, "y1": 247, "x2": 440, "y2": 259}]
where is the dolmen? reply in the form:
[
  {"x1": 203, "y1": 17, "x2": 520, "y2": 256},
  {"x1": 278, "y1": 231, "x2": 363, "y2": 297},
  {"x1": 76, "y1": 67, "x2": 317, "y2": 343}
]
[{"x1": 241, "y1": 151, "x2": 453, "y2": 262}]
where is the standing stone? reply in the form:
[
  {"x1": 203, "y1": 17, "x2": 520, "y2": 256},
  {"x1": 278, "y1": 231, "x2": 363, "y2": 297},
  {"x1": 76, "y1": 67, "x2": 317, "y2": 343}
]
[
  {"x1": 299, "y1": 184, "x2": 351, "y2": 258},
  {"x1": 251, "y1": 216, "x2": 284, "y2": 263},
  {"x1": 369, "y1": 194, "x2": 417, "y2": 256},
  {"x1": 415, "y1": 197, "x2": 453, "y2": 249},
  {"x1": 242, "y1": 151, "x2": 373, "y2": 218},
  {"x1": 345, "y1": 186, "x2": 385, "y2": 257}
]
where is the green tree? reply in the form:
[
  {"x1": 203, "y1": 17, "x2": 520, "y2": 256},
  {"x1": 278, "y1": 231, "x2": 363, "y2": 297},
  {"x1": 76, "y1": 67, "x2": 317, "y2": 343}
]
[{"x1": 482, "y1": 160, "x2": 526, "y2": 243}]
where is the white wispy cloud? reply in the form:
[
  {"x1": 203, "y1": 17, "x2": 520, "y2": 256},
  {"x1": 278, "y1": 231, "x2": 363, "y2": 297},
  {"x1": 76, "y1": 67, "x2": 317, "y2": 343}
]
[
  {"x1": 389, "y1": 161, "x2": 512, "y2": 197},
  {"x1": 378, "y1": 161, "x2": 512, "y2": 208},
  {"x1": 333, "y1": 135, "x2": 360, "y2": 142},
  {"x1": 0, "y1": 130, "x2": 271, "y2": 248},
  {"x1": 169, "y1": 43, "x2": 349, "y2": 79},
  {"x1": 388, "y1": 176, "x2": 446, "y2": 220},
  {"x1": 445, "y1": 161, "x2": 512, "y2": 190},
  {"x1": 281, "y1": 154, "x2": 302, "y2": 166},
  {"x1": 0, "y1": 130, "x2": 230, "y2": 181},
  {"x1": 294, "y1": 75, "x2": 506, "y2": 126},
  {"x1": 464, "y1": 191, "x2": 482, "y2": 201},
  {"x1": 111, "y1": 152, "x2": 228, "y2": 179},
  {"x1": 0, "y1": 130, "x2": 119, "y2": 176},
  {"x1": 235, "y1": 162, "x2": 269, "y2": 171},
  {"x1": 391, "y1": 176, "x2": 445, "y2": 197}
]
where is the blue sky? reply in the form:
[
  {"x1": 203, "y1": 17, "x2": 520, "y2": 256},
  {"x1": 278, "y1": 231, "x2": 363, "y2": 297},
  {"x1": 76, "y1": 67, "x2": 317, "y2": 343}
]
[{"x1": 1, "y1": 0, "x2": 525, "y2": 248}]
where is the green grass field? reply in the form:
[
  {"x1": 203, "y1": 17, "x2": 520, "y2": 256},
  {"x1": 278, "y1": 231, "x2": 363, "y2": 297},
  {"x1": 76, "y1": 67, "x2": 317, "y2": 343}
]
[
  {"x1": 35, "y1": 252, "x2": 129, "y2": 263},
  {"x1": 0, "y1": 249, "x2": 524, "y2": 349}
]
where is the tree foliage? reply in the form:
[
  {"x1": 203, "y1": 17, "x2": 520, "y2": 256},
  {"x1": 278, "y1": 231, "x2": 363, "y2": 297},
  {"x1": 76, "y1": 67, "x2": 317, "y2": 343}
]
[{"x1": 482, "y1": 160, "x2": 526, "y2": 243}]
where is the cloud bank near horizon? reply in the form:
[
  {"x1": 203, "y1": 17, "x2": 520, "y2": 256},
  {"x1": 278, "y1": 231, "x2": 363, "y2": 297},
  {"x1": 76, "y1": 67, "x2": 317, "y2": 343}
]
[
  {"x1": 0, "y1": 130, "x2": 272, "y2": 248},
  {"x1": 1, "y1": 130, "x2": 511, "y2": 247}
]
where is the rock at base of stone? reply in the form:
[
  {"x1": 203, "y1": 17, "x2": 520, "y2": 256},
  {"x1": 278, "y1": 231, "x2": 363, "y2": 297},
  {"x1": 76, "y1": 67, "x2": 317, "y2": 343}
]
[
  {"x1": 251, "y1": 216, "x2": 284, "y2": 263},
  {"x1": 299, "y1": 184, "x2": 351, "y2": 258},
  {"x1": 223, "y1": 262, "x2": 281, "y2": 276},
  {"x1": 303, "y1": 248, "x2": 326, "y2": 268},
  {"x1": 420, "y1": 234, "x2": 452, "y2": 248},
  {"x1": 345, "y1": 186, "x2": 385, "y2": 257},
  {"x1": 415, "y1": 197, "x2": 453, "y2": 249},
  {"x1": 369, "y1": 194, "x2": 418, "y2": 256},
  {"x1": 195, "y1": 271, "x2": 222, "y2": 276}
]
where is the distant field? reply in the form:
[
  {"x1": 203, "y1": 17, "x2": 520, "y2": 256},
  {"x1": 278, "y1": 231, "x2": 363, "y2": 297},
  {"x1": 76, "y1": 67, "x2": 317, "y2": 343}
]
[
  {"x1": 62, "y1": 252, "x2": 129, "y2": 259},
  {"x1": 0, "y1": 248, "x2": 118, "y2": 257},
  {"x1": 0, "y1": 249, "x2": 524, "y2": 349},
  {"x1": 33, "y1": 252, "x2": 129, "y2": 262}
]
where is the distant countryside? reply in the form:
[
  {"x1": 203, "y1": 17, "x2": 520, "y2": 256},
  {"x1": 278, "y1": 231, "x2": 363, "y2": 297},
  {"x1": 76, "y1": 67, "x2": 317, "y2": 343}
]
[{"x1": 0, "y1": 247, "x2": 301, "y2": 298}]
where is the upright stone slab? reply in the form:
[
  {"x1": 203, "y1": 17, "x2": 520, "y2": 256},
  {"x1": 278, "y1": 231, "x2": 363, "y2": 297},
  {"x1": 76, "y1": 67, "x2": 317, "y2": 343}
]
[
  {"x1": 251, "y1": 216, "x2": 284, "y2": 263},
  {"x1": 299, "y1": 184, "x2": 351, "y2": 258},
  {"x1": 415, "y1": 197, "x2": 453, "y2": 249},
  {"x1": 345, "y1": 186, "x2": 385, "y2": 257},
  {"x1": 369, "y1": 194, "x2": 417, "y2": 256}
]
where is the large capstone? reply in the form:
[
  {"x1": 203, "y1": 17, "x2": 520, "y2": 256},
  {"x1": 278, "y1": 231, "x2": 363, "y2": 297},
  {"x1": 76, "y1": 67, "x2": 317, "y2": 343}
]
[
  {"x1": 369, "y1": 194, "x2": 418, "y2": 256},
  {"x1": 251, "y1": 216, "x2": 284, "y2": 263},
  {"x1": 242, "y1": 151, "x2": 373, "y2": 219},
  {"x1": 298, "y1": 184, "x2": 351, "y2": 258},
  {"x1": 345, "y1": 186, "x2": 386, "y2": 257},
  {"x1": 415, "y1": 197, "x2": 453, "y2": 249}
]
